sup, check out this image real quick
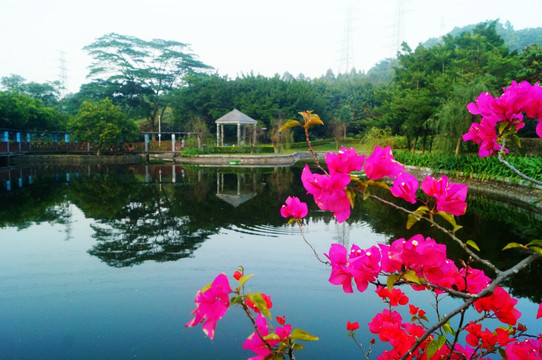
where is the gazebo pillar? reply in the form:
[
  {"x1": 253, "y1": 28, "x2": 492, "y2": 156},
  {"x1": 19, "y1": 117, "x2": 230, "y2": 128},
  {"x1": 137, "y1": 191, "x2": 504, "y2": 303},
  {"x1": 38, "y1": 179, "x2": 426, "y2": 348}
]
[
  {"x1": 216, "y1": 124, "x2": 220, "y2": 146},
  {"x1": 237, "y1": 123, "x2": 241, "y2": 145}
]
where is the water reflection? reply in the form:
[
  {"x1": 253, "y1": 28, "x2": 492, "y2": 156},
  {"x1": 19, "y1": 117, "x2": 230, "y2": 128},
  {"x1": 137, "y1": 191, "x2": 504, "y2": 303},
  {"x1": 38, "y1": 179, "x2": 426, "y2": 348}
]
[{"x1": 1, "y1": 164, "x2": 541, "y2": 297}]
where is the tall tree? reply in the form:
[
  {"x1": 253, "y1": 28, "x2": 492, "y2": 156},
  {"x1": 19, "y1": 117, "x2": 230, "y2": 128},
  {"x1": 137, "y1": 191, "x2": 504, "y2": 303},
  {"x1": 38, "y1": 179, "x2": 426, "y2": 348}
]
[{"x1": 83, "y1": 33, "x2": 212, "y2": 137}]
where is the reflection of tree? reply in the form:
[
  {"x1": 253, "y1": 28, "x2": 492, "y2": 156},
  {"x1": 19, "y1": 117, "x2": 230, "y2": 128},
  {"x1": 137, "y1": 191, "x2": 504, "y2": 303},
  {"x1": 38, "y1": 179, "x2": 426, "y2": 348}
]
[
  {"x1": 68, "y1": 168, "x2": 140, "y2": 220},
  {"x1": 0, "y1": 186, "x2": 69, "y2": 229},
  {"x1": 88, "y1": 185, "x2": 215, "y2": 267}
]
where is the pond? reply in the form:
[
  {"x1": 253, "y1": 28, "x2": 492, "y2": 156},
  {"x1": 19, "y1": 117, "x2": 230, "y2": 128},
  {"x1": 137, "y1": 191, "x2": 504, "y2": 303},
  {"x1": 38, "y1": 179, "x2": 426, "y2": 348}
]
[{"x1": 1, "y1": 164, "x2": 541, "y2": 359}]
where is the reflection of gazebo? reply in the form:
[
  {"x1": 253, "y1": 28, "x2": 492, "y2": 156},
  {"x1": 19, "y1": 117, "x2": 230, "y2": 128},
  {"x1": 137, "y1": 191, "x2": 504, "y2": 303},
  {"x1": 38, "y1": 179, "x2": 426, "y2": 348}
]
[
  {"x1": 215, "y1": 109, "x2": 257, "y2": 146},
  {"x1": 216, "y1": 173, "x2": 257, "y2": 207}
]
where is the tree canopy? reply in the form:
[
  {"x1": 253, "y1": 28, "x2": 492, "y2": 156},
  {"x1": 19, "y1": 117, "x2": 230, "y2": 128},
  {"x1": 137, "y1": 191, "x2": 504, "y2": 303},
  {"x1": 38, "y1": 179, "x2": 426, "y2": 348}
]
[
  {"x1": 68, "y1": 98, "x2": 138, "y2": 152},
  {"x1": 83, "y1": 33, "x2": 212, "y2": 134}
]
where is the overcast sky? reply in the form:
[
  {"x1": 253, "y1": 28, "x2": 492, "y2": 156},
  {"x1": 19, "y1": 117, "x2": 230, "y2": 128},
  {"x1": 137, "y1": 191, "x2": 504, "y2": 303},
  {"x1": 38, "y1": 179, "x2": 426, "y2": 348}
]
[{"x1": 1, "y1": 0, "x2": 540, "y2": 93}]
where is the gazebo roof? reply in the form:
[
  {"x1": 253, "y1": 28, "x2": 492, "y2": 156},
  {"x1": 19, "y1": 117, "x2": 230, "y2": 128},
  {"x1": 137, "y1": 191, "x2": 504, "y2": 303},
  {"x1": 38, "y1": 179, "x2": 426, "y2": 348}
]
[{"x1": 215, "y1": 109, "x2": 257, "y2": 125}]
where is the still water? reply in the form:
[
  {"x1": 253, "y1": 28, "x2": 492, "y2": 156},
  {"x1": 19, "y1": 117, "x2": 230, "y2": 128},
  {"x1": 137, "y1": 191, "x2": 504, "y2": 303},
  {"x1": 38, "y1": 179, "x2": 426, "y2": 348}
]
[{"x1": 1, "y1": 164, "x2": 541, "y2": 359}]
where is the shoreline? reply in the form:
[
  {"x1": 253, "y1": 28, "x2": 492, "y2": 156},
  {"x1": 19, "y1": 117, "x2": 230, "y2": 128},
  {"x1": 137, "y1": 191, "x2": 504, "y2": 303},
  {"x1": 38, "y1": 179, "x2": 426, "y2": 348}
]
[{"x1": 4, "y1": 152, "x2": 541, "y2": 212}]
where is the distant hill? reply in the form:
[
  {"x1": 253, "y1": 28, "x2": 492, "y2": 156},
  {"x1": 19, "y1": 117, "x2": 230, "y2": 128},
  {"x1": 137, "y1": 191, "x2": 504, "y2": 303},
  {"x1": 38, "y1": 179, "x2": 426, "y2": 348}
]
[
  {"x1": 367, "y1": 20, "x2": 542, "y2": 83},
  {"x1": 422, "y1": 20, "x2": 542, "y2": 51}
]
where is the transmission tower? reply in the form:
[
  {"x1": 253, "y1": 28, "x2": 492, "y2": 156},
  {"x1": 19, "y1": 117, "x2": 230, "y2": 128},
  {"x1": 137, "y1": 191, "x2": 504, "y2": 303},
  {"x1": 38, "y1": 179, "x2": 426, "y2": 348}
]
[
  {"x1": 340, "y1": 5, "x2": 357, "y2": 74},
  {"x1": 391, "y1": 0, "x2": 406, "y2": 57},
  {"x1": 58, "y1": 51, "x2": 68, "y2": 93}
]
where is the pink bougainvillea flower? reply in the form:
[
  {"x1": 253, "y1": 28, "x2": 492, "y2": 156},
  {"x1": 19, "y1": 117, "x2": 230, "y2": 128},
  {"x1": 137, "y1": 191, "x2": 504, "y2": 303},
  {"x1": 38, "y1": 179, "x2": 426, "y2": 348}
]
[
  {"x1": 185, "y1": 273, "x2": 232, "y2": 340},
  {"x1": 389, "y1": 171, "x2": 419, "y2": 204},
  {"x1": 233, "y1": 270, "x2": 243, "y2": 280},
  {"x1": 325, "y1": 243, "x2": 381, "y2": 293},
  {"x1": 474, "y1": 286, "x2": 521, "y2": 325},
  {"x1": 276, "y1": 315, "x2": 286, "y2": 325},
  {"x1": 420, "y1": 175, "x2": 468, "y2": 216},
  {"x1": 458, "y1": 267, "x2": 491, "y2": 294},
  {"x1": 524, "y1": 82, "x2": 542, "y2": 120},
  {"x1": 346, "y1": 321, "x2": 360, "y2": 331},
  {"x1": 243, "y1": 314, "x2": 279, "y2": 359},
  {"x1": 537, "y1": 119, "x2": 542, "y2": 138},
  {"x1": 325, "y1": 243, "x2": 354, "y2": 293},
  {"x1": 537, "y1": 303, "x2": 542, "y2": 319},
  {"x1": 276, "y1": 324, "x2": 293, "y2": 341},
  {"x1": 368, "y1": 309, "x2": 403, "y2": 342},
  {"x1": 325, "y1": 146, "x2": 365, "y2": 175},
  {"x1": 280, "y1": 196, "x2": 308, "y2": 219},
  {"x1": 301, "y1": 164, "x2": 352, "y2": 223},
  {"x1": 375, "y1": 286, "x2": 409, "y2": 306},
  {"x1": 505, "y1": 338, "x2": 542, "y2": 360},
  {"x1": 363, "y1": 145, "x2": 404, "y2": 180},
  {"x1": 462, "y1": 118, "x2": 504, "y2": 157},
  {"x1": 467, "y1": 91, "x2": 497, "y2": 119}
]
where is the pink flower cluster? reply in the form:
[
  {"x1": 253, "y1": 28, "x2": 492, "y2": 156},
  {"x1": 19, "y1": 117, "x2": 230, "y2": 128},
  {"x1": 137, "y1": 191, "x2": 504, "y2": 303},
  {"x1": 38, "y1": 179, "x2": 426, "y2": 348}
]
[
  {"x1": 324, "y1": 234, "x2": 537, "y2": 358},
  {"x1": 368, "y1": 309, "x2": 434, "y2": 360},
  {"x1": 298, "y1": 144, "x2": 468, "y2": 223},
  {"x1": 420, "y1": 175, "x2": 468, "y2": 216},
  {"x1": 301, "y1": 145, "x2": 406, "y2": 223},
  {"x1": 464, "y1": 81, "x2": 542, "y2": 157},
  {"x1": 325, "y1": 234, "x2": 494, "y2": 297}
]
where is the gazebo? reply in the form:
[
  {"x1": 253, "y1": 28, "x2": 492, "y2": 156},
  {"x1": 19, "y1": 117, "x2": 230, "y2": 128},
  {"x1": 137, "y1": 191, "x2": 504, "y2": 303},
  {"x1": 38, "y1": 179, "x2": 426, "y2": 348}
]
[{"x1": 215, "y1": 109, "x2": 257, "y2": 146}]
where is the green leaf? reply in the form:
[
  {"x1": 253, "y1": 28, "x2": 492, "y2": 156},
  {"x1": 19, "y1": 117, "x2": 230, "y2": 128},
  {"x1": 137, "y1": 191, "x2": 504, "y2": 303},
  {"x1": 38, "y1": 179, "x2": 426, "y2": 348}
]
[
  {"x1": 437, "y1": 211, "x2": 462, "y2": 233},
  {"x1": 290, "y1": 328, "x2": 319, "y2": 341},
  {"x1": 414, "y1": 206, "x2": 430, "y2": 215},
  {"x1": 238, "y1": 274, "x2": 253, "y2": 287},
  {"x1": 403, "y1": 270, "x2": 422, "y2": 285},
  {"x1": 230, "y1": 295, "x2": 242, "y2": 304},
  {"x1": 387, "y1": 274, "x2": 399, "y2": 289},
  {"x1": 498, "y1": 347, "x2": 507, "y2": 359},
  {"x1": 346, "y1": 187, "x2": 356, "y2": 208},
  {"x1": 406, "y1": 213, "x2": 421, "y2": 230},
  {"x1": 502, "y1": 242, "x2": 525, "y2": 250},
  {"x1": 527, "y1": 239, "x2": 542, "y2": 247},
  {"x1": 286, "y1": 218, "x2": 296, "y2": 226},
  {"x1": 426, "y1": 335, "x2": 447, "y2": 360},
  {"x1": 304, "y1": 113, "x2": 324, "y2": 128},
  {"x1": 279, "y1": 120, "x2": 302, "y2": 132},
  {"x1": 263, "y1": 333, "x2": 280, "y2": 341},
  {"x1": 510, "y1": 134, "x2": 521, "y2": 148},
  {"x1": 466, "y1": 240, "x2": 480, "y2": 252},
  {"x1": 528, "y1": 246, "x2": 542, "y2": 256},
  {"x1": 246, "y1": 292, "x2": 272, "y2": 318},
  {"x1": 291, "y1": 343, "x2": 305, "y2": 351},
  {"x1": 442, "y1": 321, "x2": 456, "y2": 336},
  {"x1": 366, "y1": 180, "x2": 390, "y2": 190}
]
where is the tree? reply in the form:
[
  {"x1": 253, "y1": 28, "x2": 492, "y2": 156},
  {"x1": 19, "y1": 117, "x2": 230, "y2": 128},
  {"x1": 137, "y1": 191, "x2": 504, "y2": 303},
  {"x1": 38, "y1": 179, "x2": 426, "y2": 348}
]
[
  {"x1": 1, "y1": 74, "x2": 61, "y2": 107},
  {"x1": 0, "y1": 90, "x2": 62, "y2": 130},
  {"x1": 186, "y1": 116, "x2": 209, "y2": 150},
  {"x1": 68, "y1": 98, "x2": 138, "y2": 154},
  {"x1": 83, "y1": 33, "x2": 212, "y2": 137}
]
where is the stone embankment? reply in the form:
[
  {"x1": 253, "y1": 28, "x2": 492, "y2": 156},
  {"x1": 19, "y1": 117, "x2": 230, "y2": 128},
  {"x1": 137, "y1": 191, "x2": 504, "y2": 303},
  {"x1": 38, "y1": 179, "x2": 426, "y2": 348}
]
[{"x1": 151, "y1": 151, "x2": 329, "y2": 166}]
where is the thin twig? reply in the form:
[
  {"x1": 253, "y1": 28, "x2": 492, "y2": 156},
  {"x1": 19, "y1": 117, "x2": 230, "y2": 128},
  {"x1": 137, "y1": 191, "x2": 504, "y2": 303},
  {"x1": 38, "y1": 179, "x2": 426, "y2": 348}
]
[{"x1": 297, "y1": 220, "x2": 330, "y2": 265}]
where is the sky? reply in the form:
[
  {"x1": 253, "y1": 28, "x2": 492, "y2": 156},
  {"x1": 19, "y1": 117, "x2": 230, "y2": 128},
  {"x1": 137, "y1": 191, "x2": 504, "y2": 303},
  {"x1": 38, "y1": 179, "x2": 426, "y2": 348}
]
[{"x1": 1, "y1": 0, "x2": 541, "y2": 94}]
